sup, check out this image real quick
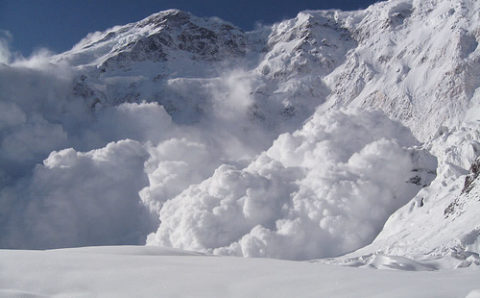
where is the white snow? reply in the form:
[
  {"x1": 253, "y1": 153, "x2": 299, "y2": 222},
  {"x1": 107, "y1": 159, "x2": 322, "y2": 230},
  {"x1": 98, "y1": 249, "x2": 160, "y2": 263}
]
[
  {"x1": 147, "y1": 109, "x2": 436, "y2": 260},
  {"x1": 0, "y1": 0, "x2": 479, "y2": 290},
  {"x1": 0, "y1": 246, "x2": 478, "y2": 298}
]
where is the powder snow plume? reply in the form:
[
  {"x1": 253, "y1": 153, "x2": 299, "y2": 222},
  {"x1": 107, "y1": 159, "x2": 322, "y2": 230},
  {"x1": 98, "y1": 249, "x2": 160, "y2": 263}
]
[{"x1": 147, "y1": 109, "x2": 436, "y2": 260}]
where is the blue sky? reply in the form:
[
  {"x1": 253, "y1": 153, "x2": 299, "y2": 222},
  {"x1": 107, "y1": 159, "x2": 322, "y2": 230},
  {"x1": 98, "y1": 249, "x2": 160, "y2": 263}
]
[{"x1": 0, "y1": 0, "x2": 381, "y2": 56}]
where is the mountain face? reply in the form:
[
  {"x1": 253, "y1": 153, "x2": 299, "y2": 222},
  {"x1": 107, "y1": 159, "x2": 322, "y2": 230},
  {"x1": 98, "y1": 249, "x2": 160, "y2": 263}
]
[{"x1": 0, "y1": 0, "x2": 479, "y2": 268}]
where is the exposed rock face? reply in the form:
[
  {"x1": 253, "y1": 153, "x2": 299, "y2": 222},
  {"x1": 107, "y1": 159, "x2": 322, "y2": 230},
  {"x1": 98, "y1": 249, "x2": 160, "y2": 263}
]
[
  {"x1": 462, "y1": 157, "x2": 480, "y2": 194},
  {"x1": 98, "y1": 10, "x2": 246, "y2": 71}
]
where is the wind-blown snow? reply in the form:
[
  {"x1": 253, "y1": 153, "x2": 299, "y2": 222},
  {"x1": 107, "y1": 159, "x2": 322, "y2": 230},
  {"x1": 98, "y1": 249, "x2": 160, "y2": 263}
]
[
  {"x1": 147, "y1": 109, "x2": 436, "y2": 260},
  {"x1": 0, "y1": 64, "x2": 260, "y2": 248},
  {"x1": 0, "y1": 31, "x2": 12, "y2": 64}
]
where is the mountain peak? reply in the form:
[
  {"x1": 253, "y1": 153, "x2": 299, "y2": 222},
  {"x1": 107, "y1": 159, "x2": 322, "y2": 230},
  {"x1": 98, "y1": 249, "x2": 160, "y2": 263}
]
[
  {"x1": 138, "y1": 9, "x2": 193, "y2": 28},
  {"x1": 61, "y1": 9, "x2": 245, "y2": 70}
]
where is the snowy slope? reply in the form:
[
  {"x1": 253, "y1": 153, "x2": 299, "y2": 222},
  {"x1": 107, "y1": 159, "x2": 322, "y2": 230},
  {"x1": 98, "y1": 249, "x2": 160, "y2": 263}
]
[
  {"x1": 319, "y1": 0, "x2": 480, "y2": 265},
  {"x1": 0, "y1": 0, "x2": 479, "y2": 272}
]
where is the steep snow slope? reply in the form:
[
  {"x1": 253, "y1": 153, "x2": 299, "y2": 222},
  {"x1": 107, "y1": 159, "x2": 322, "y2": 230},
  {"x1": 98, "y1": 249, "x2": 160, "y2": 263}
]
[
  {"x1": 340, "y1": 136, "x2": 480, "y2": 267},
  {"x1": 0, "y1": 0, "x2": 479, "y2": 268},
  {"x1": 318, "y1": 0, "x2": 480, "y2": 265},
  {"x1": 325, "y1": 0, "x2": 480, "y2": 141}
]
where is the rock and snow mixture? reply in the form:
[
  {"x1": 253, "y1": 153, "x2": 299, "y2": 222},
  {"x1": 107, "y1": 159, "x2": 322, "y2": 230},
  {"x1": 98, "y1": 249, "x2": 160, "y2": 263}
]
[{"x1": 0, "y1": 0, "x2": 479, "y2": 271}]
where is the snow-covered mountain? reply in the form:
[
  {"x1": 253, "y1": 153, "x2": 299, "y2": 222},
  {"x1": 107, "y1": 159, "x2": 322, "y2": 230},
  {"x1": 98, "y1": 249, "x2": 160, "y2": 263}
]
[{"x1": 0, "y1": 0, "x2": 479, "y2": 269}]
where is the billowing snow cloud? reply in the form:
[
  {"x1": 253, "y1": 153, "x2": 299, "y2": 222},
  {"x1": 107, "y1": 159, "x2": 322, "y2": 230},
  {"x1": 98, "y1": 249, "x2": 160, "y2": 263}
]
[
  {"x1": 3, "y1": 140, "x2": 155, "y2": 249},
  {"x1": 0, "y1": 31, "x2": 12, "y2": 64},
  {"x1": 147, "y1": 109, "x2": 437, "y2": 260},
  {"x1": 140, "y1": 138, "x2": 221, "y2": 214},
  {"x1": 0, "y1": 25, "x2": 437, "y2": 256},
  {"x1": 0, "y1": 52, "x2": 274, "y2": 248}
]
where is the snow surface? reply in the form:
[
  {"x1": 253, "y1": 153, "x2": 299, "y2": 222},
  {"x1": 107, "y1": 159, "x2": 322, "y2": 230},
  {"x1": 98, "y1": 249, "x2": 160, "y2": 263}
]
[{"x1": 0, "y1": 246, "x2": 478, "y2": 298}]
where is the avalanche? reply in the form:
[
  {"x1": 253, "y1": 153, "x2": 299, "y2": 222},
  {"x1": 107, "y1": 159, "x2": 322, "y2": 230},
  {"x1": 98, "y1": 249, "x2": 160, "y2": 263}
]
[
  {"x1": 0, "y1": 1, "x2": 479, "y2": 293},
  {"x1": 147, "y1": 109, "x2": 436, "y2": 260}
]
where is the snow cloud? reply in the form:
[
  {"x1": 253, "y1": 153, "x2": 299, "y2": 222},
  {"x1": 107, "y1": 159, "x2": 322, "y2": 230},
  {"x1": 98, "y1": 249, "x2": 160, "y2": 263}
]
[
  {"x1": 4, "y1": 140, "x2": 156, "y2": 249},
  {"x1": 0, "y1": 29, "x2": 436, "y2": 257},
  {"x1": 0, "y1": 30, "x2": 12, "y2": 64},
  {"x1": 147, "y1": 109, "x2": 437, "y2": 260},
  {"x1": 0, "y1": 48, "x2": 272, "y2": 248}
]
